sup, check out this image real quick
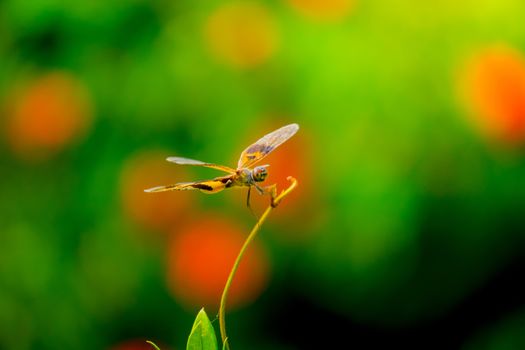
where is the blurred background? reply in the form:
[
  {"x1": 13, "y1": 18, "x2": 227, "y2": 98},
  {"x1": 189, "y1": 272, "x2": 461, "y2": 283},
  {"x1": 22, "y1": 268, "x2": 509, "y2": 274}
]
[{"x1": 1, "y1": 0, "x2": 525, "y2": 349}]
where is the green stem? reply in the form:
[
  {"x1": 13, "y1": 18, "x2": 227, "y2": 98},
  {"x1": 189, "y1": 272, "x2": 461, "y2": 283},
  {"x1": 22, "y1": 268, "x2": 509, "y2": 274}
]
[{"x1": 218, "y1": 177, "x2": 298, "y2": 350}]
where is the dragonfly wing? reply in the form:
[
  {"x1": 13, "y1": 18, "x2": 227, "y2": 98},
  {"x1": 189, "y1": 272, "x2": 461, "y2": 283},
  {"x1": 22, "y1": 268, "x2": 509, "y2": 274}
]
[
  {"x1": 144, "y1": 182, "x2": 197, "y2": 193},
  {"x1": 237, "y1": 123, "x2": 299, "y2": 169},
  {"x1": 167, "y1": 156, "x2": 236, "y2": 173},
  {"x1": 144, "y1": 179, "x2": 230, "y2": 194}
]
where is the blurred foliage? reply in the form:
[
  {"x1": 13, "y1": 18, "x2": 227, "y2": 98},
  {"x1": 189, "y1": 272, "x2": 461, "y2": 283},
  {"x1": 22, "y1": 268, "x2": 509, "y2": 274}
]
[{"x1": 1, "y1": 0, "x2": 525, "y2": 349}]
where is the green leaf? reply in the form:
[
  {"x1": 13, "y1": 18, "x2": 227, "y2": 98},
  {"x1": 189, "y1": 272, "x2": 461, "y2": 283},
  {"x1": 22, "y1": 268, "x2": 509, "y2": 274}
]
[
  {"x1": 146, "y1": 340, "x2": 161, "y2": 350},
  {"x1": 186, "y1": 308, "x2": 218, "y2": 350}
]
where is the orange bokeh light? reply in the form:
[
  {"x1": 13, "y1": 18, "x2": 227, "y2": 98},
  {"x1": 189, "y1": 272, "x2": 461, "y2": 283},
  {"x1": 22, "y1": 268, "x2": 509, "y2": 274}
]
[
  {"x1": 287, "y1": 0, "x2": 354, "y2": 21},
  {"x1": 120, "y1": 150, "x2": 195, "y2": 234},
  {"x1": 459, "y1": 45, "x2": 525, "y2": 144},
  {"x1": 6, "y1": 71, "x2": 93, "y2": 160},
  {"x1": 166, "y1": 216, "x2": 270, "y2": 310},
  {"x1": 204, "y1": 2, "x2": 279, "y2": 69}
]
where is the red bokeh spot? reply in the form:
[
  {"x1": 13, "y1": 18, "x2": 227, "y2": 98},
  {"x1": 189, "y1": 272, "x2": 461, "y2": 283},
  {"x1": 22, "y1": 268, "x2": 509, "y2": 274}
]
[
  {"x1": 288, "y1": 0, "x2": 355, "y2": 21},
  {"x1": 6, "y1": 71, "x2": 93, "y2": 160},
  {"x1": 459, "y1": 45, "x2": 525, "y2": 144},
  {"x1": 204, "y1": 2, "x2": 279, "y2": 69},
  {"x1": 167, "y1": 216, "x2": 269, "y2": 310},
  {"x1": 120, "y1": 150, "x2": 195, "y2": 234}
]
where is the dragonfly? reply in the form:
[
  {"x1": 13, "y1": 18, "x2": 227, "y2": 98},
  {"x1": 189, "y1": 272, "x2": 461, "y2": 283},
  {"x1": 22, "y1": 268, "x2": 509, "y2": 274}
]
[{"x1": 144, "y1": 123, "x2": 299, "y2": 208}]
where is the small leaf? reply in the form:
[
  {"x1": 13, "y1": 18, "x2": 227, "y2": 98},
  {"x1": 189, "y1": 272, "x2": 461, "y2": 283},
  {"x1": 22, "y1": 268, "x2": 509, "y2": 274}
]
[
  {"x1": 146, "y1": 340, "x2": 161, "y2": 350},
  {"x1": 186, "y1": 308, "x2": 218, "y2": 350},
  {"x1": 222, "y1": 338, "x2": 230, "y2": 350}
]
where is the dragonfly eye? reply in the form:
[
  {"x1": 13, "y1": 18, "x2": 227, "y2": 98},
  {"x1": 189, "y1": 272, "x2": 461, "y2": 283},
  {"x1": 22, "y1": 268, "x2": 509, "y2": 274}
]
[{"x1": 253, "y1": 166, "x2": 268, "y2": 182}]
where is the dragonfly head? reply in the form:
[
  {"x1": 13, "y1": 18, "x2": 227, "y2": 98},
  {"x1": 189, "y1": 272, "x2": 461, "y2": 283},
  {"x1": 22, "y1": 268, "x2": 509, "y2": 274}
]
[{"x1": 252, "y1": 165, "x2": 269, "y2": 182}]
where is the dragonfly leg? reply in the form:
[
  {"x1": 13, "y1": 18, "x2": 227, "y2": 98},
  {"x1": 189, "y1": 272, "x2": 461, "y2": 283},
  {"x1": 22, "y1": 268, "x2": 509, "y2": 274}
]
[
  {"x1": 254, "y1": 183, "x2": 278, "y2": 207},
  {"x1": 246, "y1": 186, "x2": 251, "y2": 207},
  {"x1": 261, "y1": 183, "x2": 278, "y2": 207},
  {"x1": 254, "y1": 183, "x2": 265, "y2": 195},
  {"x1": 246, "y1": 187, "x2": 259, "y2": 219}
]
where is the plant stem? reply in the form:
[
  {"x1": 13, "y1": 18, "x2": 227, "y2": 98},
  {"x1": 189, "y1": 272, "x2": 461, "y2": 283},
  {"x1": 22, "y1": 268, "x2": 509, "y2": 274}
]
[{"x1": 218, "y1": 177, "x2": 298, "y2": 349}]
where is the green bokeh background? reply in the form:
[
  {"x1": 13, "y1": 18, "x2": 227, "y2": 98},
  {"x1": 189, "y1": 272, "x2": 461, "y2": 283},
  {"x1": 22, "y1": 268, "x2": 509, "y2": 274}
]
[{"x1": 1, "y1": 0, "x2": 525, "y2": 349}]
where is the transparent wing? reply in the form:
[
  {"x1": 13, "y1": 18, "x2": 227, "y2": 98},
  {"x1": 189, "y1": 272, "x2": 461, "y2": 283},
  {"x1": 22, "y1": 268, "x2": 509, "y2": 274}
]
[
  {"x1": 144, "y1": 179, "x2": 229, "y2": 194},
  {"x1": 167, "y1": 156, "x2": 236, "y2": 173},
  {"x1": 237, "y1": 123, "x2": 299, "y2": 169}
]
